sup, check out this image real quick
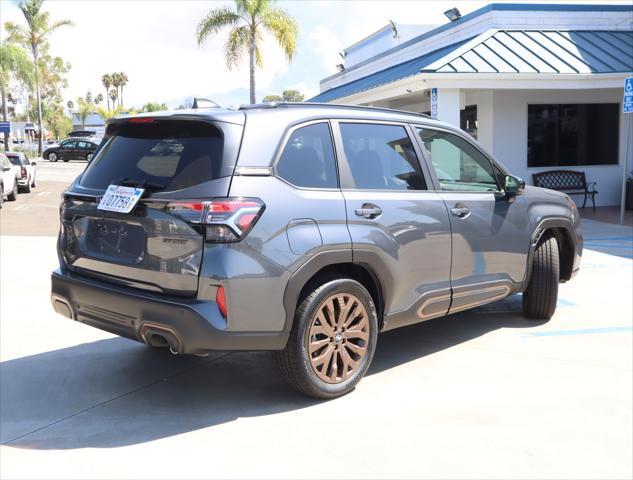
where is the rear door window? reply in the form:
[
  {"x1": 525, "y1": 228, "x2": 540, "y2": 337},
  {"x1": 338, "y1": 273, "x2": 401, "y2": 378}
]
[
  {"x1": 79, "y1": 121, "x2": 225, "y2": 191},
  {"x1": 339, "y1": 123, "x2": 427, "y2": 190}
]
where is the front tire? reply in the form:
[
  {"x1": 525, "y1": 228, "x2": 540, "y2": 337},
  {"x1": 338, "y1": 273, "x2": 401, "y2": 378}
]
[
  {"x1": 523, "y1": 234, "x2": 559, "y2": 320},
  {"x1": 274, "y1": 278, "x2": 378, "y2": 399}
]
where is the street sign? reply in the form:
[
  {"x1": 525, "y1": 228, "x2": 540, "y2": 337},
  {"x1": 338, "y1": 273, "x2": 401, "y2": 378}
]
[
  {"x1": 624, "y1": 77, "x2": 633, "y2": 114},
  {"x1": 0, "y1": 122, "x2": 10, "y2": 134},
  {"x1": 431, "y1": 88, "x2": 438, "y2": 119}
]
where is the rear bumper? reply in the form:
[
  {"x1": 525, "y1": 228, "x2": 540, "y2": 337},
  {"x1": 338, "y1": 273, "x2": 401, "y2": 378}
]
[{"x1": 51, "y1": 268, "x2": 288, "y2": 353}]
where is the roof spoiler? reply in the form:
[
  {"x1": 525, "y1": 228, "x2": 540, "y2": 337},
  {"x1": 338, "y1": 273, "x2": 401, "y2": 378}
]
[{"x1": 185, "y1": 97, "x2": 220, "y2": 109}]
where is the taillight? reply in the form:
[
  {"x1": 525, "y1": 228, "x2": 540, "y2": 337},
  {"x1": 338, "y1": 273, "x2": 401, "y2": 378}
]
[
  {"x1": 159, "y1": 197, "x2": 265, "y2": 243},
  {"x1": 20, "y1": 167, "x2": 27, "y2": 178}
]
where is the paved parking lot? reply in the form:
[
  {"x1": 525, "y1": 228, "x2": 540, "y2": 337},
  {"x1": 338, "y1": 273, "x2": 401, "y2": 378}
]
[{"x1": 1, "y1": 164, "x2": 632, "y2": 479}]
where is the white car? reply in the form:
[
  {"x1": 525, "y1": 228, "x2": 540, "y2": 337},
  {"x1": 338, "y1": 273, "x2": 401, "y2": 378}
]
[
  {"x1": 0, "y1": 153, "x2": 19, "y2": 208},
  {"x1": 5, "y1": 152, "x2": 37, "y2": 193}
]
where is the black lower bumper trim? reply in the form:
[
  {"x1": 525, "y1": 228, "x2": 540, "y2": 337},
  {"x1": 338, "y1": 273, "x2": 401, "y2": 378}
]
[{"x1": 51, "y1": 269, "x2": 289, "y2": 353}]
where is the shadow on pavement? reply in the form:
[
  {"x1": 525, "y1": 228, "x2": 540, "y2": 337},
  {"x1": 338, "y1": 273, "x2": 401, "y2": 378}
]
[{"x1": 1, "y1": 294, "x2": 541, "y2": 450}]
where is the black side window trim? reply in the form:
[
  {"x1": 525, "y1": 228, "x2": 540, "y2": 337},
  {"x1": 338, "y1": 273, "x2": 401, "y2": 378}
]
[{"x1": 273, "y1": 120, "x2": 340, "y2": 190}]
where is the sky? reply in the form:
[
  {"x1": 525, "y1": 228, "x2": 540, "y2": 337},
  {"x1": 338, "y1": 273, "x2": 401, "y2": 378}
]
[{"x1": 1, "y1": 0, "x2": 631, "y2": 109}]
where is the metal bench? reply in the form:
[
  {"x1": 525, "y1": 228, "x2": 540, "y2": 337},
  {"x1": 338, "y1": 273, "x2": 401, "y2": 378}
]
[{"x1": 532, "y1": 170, "x2": 598, "y2": 210}]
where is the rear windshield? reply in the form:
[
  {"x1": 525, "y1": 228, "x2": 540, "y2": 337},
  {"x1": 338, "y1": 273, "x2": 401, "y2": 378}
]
[
  {"x1": 80, "y1": 120, "x2": 224, "y2": 191},
  {"x1": 6, "y1": 155, "x2": 23, "y2": 166}
]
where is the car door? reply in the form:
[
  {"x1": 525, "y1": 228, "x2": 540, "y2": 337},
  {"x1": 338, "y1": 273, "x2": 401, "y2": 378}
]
[
  {"x1": 332, "y1": 121, "x2": 453, "y2": 330},
  {"x1": 414, "y1": 126, "x2": 531, "y2": 313},
  {"x1": 61, "y1": 140, "x2": 77, "y2": 160}
]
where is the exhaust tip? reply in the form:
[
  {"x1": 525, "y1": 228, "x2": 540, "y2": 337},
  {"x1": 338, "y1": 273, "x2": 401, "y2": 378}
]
[{"x1": 140, "y1": 324, "x2": 183, "y2": 354}]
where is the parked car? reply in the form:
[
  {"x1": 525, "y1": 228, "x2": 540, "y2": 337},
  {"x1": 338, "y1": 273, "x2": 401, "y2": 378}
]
[
  {"x1": 0, "y1": 152, "x2": 19, "y2": 208},
  {"x1": 5, "y1": 152, "x2": 37, "y2": 193},
  {"x1": 43, "y1": 138, "x2": 99, "y2": 162},
  {"x1": 68, "y1": 130, "x2": 97, "y2": 138},
  {"x1": 51, "y1": 103, "x2": 583, "y2": 398}
]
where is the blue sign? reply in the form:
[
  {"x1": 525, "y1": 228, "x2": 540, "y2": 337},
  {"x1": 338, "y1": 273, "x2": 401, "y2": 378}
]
[
  {"x1": 431, "y1": 88, "x2": 438, "y2": 119},
  {"x1": 0, "y1": 122, "x2": 10, "y2": 134},
  {"x1": 624, "y1": 77, "x2": 633, "y2": 114}
]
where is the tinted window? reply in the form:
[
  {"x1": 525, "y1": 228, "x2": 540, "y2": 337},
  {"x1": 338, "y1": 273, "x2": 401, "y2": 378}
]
[
  {"x1": 80, "y1": 121, "x2": 224, "y2": 191},
  {"x1": 340, "y1": 123, "x2": 426, "y2": 190},
  {"x1": 276, "y1": 123, "x2": 337, "y2": 188},
  {"x1": 528, "y1": 103, "x2": 618, "y2": 167},
  {"x1": 63, "y1": 141, "x2": 77, "y2": 149},
  {"x1": 77, "y1": 141, "x2": 89, "y2": 149},
  {"x1": 417, "y1": 128, "x2": 498, "y2": 192},
  {"x1": 6, "y1": 155, "x2": 22, "y2": 166}
]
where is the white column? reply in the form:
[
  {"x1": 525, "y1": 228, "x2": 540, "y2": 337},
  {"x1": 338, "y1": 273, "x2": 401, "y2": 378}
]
[{"x1": 435, "y1": 88, "x2": 461, "y2": 127}]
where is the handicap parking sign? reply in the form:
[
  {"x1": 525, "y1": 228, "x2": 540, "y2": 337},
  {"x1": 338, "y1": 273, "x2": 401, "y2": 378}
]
[{"x1": 624, "y1": 77, "x2": 633, "y2": 113}]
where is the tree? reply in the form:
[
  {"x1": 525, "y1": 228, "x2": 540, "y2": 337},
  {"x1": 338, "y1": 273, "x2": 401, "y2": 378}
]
[
  {"x1": 5, "y1": 0, "x2": 73, "y2": 154},
  {"x1": 110, "y1": 72, "x2": 121, "y2": 107},
  {"x1": 262, "y1": 94, "x2": 282, "y2": 102},
  {"x1": 76, "y1": 96, "x2": 94, "y2": 129},
  {"x1": 117, "y1": 72, "x2": 128, "y2": 108},
  {"x1": 101, "y1": 73, "x2": 112, "y2": 110},
  {"x1": 262, "y1": 88, "x2": 304, "y2": 103},
  {"x1": 108, "y1": 87, "x2": 118, "y2": 108},
  {"x1": 196, "y1": 0, "x2": 298, "y2": 104},
  {"x1": 0, "y1": 43, "x2": 32, "y2": 151},
  {"x1": 141, "y1": 102, "x2": 168, "y2": 112},
  {"x1": 66, "y1": 99, "x2": 73, "y2": 111},
  {"x1": 85, "y1": 89, "x2": 93, "y2": 104},
  {"x1": 94, "y1": 93, "x2": 103, "y2": 105}
]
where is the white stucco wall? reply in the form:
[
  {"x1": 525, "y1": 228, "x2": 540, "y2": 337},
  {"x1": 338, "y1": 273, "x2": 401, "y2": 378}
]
[{"x1": 489, "y1": 89, "x2": 628, "y2": 207}]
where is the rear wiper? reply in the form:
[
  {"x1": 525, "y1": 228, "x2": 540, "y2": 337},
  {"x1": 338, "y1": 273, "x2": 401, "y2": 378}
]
[{"x1": 116, "y1": 178, "x2": 165, "y2": 191}]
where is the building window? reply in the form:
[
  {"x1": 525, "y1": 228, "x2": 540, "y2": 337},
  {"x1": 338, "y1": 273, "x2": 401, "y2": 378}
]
[{"x1": 527, "y1": 104, "x2": 619, "y2": 168}]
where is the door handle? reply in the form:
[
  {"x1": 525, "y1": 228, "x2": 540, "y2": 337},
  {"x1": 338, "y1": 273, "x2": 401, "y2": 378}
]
[
  {"x1": 355, "y1": 204, "x2": 382, "y2": 219},
  {"x1": 450, "y1": 205, "x2": 470, "y2": 218}
]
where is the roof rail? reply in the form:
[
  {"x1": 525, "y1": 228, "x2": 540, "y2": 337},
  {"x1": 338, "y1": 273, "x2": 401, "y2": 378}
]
[{"x1": 238, "y1": 101, "x2": 432, "y2": 119}]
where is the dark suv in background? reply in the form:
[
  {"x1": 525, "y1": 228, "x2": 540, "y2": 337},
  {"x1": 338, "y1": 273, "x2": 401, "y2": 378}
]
[{"x1": 51, "y1": 102, "x2": 582, "y2": 398}]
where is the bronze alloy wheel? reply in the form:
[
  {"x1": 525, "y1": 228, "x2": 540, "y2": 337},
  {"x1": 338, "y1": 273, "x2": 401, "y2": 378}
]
[{"x1": 307, "y1": 293, "x2": 370, "y2": 384}]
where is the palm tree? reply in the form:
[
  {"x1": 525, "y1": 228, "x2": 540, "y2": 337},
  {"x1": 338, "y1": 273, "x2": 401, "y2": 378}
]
[
  {"x1": 0, "y1": 43, "x2": 32, "y2": 151},
  {"x1": 108, "y1": 87, "x2": 118, "y2": 109},
  {"x1": 110, "y1": 73, "x2": 121, "y2": 108},
  {"x1": 117, "y1": 72, "x2": 128, "y2": 108},
  {"x1": 94, "y1": 93, "x2": 103, "y2": 105},
  {"x1": 196, "y1": 0, "x2": 298, "y2": 104},
  {"x1": 5, "y1": 0, "x2": 73, "y2": 154},
  {"x1": 101, "y1": 73, "x2": 112, "y2": 110},
  {"x1": 66, "y1": 99, "x2": 73, "y2": 111}
]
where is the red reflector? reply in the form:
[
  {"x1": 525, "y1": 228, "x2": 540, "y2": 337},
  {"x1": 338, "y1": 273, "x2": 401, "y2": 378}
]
[
  {"x1": 216, "y1": 286, "x2": 227, "y2": 318},
  {"x1": 128, "y1": 118, "x2": 155, "y2": 123},
  {"x1": 169, "y1": 202, "x2": 204, "y2": 211},
  {"x1": 236, "y1": 213, "x2": 257, "y2": 231},
  {"x1": 20, "y1": 167, "x2": 27, "y2": 178}
]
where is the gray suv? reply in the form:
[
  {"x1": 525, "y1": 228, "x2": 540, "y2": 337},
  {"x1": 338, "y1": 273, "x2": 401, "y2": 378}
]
[{"x1": 51, "y1": 103, "x2": 582, "y2": 398}]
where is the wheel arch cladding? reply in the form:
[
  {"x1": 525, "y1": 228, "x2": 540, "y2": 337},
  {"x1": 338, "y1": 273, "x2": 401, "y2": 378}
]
[{"x1": 283, "y1": 261, "x2": 385, "y2": 331}]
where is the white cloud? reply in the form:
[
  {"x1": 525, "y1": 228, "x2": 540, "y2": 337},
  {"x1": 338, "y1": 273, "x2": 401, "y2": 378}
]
[{"x1": 309, "y1": 25, "x2": 343, "y2": 74}]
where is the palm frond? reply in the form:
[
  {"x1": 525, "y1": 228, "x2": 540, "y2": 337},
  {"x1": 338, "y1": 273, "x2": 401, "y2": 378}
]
[
  {"x1": 225, "y1": 26, "x2": 250, "y2": 70},
  {"x1": 44, "y1": 19, "x2": 74, "y2": 36},
  {"x1": 261, "y1": 6, "x2": 298, "y2": 61},
  {"x1": 196, "y1": 7, "x2": 240, "y2": 47}
]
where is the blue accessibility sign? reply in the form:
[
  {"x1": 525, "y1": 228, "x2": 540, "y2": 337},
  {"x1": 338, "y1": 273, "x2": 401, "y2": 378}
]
[
  {"x1": 624, "y1": 77, "x2": 633, "y2": 114},
  {"x1": 0, "y1": 122, "x2": 10, "y2": 134}
]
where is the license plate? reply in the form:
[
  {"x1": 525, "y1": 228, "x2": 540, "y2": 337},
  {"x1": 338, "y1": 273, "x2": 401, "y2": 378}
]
[{"x1": 97, "y1": 185, "x2": 145, "y2": 213}]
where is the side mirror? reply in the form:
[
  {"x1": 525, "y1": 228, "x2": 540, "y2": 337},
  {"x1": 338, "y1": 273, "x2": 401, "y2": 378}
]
[{"x1": 504, "y1": 175, "x2": 525, "y2": 196}]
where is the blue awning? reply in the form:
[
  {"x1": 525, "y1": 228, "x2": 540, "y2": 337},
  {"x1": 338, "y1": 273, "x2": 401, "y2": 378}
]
[{"x1": 310, "y1": 29, "x2": 633, "y2": 103}]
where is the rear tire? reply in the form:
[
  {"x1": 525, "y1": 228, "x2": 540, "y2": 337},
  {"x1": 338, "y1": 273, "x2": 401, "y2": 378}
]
[
  {"x1": 48, "y1": 152, "x2": 57, "y2": 162},
  {"x1": 7, "y1": 182, "x2": 18, "y2": 201},
  {"x1": 0, "y1": 184, "x2": 4, "y2": 209},
  {"x1": 274, "y1": 278, "x2": 378, "y2": 399},
  {"x1": 21, "y1": 179, "x2": 31, "y2": 193},
  {"x1": 523, "y1": 234, "x2": 559, "y2": 320}
]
